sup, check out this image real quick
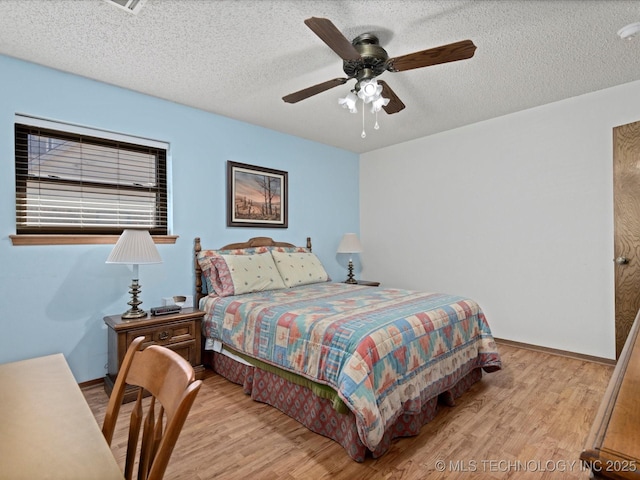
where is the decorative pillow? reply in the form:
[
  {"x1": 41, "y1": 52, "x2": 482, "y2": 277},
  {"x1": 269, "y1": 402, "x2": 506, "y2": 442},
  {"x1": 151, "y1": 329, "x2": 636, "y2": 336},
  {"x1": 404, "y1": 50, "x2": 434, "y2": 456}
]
[
  {"x1": 213, "y1": 252, "x2": 285, "y2": 296},
  {"x1": 197, "y1": 247, "x2": 270, "y2": 294},
  {"x1": 270, "y1": 246, "x2": 310, "y2": 254},
  {"x1": 271, "y1": 250, "x2": 329, "y2": 288}
]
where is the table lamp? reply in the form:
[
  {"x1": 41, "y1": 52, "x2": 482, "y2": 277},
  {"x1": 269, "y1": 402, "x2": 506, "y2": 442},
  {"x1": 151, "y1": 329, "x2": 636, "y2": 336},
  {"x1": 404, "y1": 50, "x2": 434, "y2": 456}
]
[
  {"x1": 337, "y1": 233, "x2": 363, "y2": 284},
  {"x1": 106, "y1": 229, "x2": 162, "y2": 319}
]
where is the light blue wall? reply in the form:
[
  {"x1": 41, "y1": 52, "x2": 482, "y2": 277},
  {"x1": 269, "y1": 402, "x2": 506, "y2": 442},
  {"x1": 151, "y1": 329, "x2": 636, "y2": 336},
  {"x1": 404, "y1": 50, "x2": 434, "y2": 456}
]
[{"x1": 0, "y1": 54, "x2": 359, "y2": 382}]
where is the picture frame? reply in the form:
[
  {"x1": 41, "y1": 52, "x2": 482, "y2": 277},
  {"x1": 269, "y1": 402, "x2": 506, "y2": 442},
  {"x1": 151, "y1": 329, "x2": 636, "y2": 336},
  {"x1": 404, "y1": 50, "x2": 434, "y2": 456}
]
[{"x1": 227, "y1": 161, "x2": 288, "y2": 228}]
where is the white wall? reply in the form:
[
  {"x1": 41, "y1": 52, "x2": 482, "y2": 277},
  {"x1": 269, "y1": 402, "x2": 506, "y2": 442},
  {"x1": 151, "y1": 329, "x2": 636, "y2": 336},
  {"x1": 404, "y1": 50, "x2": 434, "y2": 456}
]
[{"x1": 360, "y1": 80, "x2": 640, "y2": 360}]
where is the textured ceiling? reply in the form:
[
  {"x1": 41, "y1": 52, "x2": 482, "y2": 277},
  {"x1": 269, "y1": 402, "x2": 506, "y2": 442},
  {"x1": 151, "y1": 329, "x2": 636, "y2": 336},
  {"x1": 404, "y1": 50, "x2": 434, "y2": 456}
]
[{"x1": 0, "y1": 0, "x2": 639, "y2": 153}]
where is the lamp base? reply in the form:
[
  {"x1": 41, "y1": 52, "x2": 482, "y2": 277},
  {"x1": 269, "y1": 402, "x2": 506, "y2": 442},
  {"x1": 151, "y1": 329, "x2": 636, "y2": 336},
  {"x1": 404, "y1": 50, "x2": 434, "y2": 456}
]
[
  {"x1": 345, "y1": 260, "x2": 357, "y2": 284},
  {"x1": 121, "y1": 308, "x2": 147, "y2": 320},
  {"x1": 120, "y1": 279, "x2": 147, "y2": 320}
]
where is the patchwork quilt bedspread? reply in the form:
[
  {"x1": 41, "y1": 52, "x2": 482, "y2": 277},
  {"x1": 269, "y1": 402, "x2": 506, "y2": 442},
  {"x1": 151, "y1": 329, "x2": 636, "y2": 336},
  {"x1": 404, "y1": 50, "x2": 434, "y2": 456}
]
[{"x1": 202, "y1": 282, "x2": 502, "y2": 451}]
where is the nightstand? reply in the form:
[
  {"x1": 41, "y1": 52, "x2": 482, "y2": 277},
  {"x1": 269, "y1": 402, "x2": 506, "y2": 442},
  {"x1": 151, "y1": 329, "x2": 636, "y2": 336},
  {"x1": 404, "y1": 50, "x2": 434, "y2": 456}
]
[
  {"x1": 104, "y1": 308, "x2": 205, "y2": 402},
  {"x1": 347, "y1": 280, "x2": 380, "y2": 287}
]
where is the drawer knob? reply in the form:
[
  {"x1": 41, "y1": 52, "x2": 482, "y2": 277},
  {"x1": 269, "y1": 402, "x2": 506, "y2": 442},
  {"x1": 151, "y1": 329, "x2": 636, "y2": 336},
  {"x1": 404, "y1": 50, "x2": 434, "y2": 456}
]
[{"x1": 158, "y1": 331, "x2": 170, "y2": 341}]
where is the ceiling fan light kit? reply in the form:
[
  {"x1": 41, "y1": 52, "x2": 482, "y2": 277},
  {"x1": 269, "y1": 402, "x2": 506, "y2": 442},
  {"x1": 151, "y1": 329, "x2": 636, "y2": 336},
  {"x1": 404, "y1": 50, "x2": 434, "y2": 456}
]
[{"x1": 283, "y1": 17, "x2": 477, "y2": 138}]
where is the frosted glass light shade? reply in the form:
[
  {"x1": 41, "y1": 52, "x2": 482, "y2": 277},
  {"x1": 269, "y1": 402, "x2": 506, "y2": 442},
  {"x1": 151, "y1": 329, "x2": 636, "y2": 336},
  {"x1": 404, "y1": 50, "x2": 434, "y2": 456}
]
[
  {"x1": 357, "y1": 79, "x2": 383, "y2": 104},
  {"x1": 339, "y1": 91, "x2": 358, "y2": 113},
  {"x1": 371, "y1": 95, "x2": 390, "y2": 113},
  {"x1": 337, "y1": 233, "x2": 363, "y2": 254},
  {"x1": 106, "y1": 229, "x2": 162, "y2": 265}
]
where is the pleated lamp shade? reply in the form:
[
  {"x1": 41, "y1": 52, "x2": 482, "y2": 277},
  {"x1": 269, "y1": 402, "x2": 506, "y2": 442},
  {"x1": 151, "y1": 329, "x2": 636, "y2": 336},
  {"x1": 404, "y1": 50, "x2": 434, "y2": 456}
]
[
  {"x1": 337, "y1": 233, "x2": 363, "y2": 254},
  {"x1": 106, "y1": 229, "x2": 162, "y2": 265}
]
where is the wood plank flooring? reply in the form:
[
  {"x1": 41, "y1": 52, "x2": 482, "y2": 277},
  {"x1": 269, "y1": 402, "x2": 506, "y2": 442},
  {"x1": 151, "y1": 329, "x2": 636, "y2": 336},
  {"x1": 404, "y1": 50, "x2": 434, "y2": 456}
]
[{"x1": 82, "y1": 343, "x2": 613, "y2": 479}]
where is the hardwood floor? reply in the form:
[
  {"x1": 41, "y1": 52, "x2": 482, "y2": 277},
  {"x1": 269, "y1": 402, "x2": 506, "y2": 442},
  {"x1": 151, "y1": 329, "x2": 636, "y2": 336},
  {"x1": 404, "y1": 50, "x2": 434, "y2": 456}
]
[{"x1": 82, "y1": 343, "x2": 613, "y2": 479}]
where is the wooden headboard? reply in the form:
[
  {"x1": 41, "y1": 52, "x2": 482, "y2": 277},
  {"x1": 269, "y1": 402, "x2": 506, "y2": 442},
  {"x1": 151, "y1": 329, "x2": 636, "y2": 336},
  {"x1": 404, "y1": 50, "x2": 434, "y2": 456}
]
[{"x1": 193, "y1": 236, "x2": 312, "y2": 307}]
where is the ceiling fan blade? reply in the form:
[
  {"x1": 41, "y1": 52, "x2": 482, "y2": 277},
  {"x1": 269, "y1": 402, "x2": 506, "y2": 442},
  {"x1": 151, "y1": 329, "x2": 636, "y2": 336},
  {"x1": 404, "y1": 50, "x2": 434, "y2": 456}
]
[
  {"x1": 304, "y1": 17, "x2": 361, "y2": 61},
  {"x1": 378, "y1": 81, "x2": 405, "y2": 114},
  {"x1": 387, "y1": 39, "x2": 477, "y2": 72},
  {"x1": 283, "y1": 78, "x2": 349, "y2": 104}
]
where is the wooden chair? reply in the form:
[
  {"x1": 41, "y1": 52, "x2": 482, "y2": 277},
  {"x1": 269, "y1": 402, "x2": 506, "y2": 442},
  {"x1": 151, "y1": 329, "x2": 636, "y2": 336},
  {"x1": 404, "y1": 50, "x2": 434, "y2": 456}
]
[{"x1": 102, "y1": 336, "x2": 202, "y2": 480}]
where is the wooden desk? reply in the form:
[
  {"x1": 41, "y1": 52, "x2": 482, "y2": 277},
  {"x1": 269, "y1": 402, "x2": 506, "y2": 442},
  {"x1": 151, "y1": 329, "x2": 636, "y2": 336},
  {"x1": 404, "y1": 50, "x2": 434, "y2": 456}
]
[
  {"x1": 0, "y1": 354, "x2": 123, "y2": 479},
  {"x1": 581, "y1": 311, "x2": 640, "y2": 479}
]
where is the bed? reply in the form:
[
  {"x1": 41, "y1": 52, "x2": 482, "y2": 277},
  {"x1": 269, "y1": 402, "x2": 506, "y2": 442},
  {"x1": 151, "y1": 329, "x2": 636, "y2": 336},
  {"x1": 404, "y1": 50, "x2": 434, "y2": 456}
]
[{"x1": 194, "y1": 236, "x2": 502, "y2": 461}]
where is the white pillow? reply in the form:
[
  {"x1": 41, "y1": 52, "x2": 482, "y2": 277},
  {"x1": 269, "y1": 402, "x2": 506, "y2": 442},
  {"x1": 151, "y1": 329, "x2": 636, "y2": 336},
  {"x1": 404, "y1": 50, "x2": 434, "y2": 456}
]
[
  {"x1": 220, "y1": 252, "x2": 286, "y2": 295},
  {"x1": 271, "y1": 250, "x2": 329, "y2": 288}
]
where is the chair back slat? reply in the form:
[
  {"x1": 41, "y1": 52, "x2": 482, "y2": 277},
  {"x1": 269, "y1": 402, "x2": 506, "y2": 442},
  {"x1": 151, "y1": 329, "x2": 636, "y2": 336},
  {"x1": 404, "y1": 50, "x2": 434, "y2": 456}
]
[
  {"x1": 139, "y1": 396, "x2": 156, "y2": 480},
  {"x1": 151, "y1": 407, "x2": 164, "y2": 464},
  {"x1": 124, "y1": 389, "x2": 144, "y2": 480}
]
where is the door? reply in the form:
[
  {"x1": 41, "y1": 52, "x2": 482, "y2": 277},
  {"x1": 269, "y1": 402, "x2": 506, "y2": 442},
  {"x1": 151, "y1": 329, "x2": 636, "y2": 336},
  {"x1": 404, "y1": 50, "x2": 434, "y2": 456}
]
[{"x1": 613, "y1": 120, "x2": 640, "y2": 358}]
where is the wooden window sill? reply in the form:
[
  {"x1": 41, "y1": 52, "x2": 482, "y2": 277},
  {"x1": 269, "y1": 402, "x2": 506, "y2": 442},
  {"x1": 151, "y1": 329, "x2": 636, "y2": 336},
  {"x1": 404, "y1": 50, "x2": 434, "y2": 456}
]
[{"x1": 9, "y1": 235, "x2": 178, "y2": 246}]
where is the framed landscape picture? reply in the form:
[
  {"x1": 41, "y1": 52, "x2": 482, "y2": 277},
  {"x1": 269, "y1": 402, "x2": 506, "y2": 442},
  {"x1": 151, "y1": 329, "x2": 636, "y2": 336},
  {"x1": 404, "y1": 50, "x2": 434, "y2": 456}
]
[{"x1": 227, "y1": 161, "x2": 288, "y2": 228}]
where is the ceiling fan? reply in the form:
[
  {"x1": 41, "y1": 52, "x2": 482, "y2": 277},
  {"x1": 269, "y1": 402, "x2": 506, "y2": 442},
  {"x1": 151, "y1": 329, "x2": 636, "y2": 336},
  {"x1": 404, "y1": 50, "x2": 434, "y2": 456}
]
[{"x1": 282, "y1": 17, "x2": 477, "y2": 115}]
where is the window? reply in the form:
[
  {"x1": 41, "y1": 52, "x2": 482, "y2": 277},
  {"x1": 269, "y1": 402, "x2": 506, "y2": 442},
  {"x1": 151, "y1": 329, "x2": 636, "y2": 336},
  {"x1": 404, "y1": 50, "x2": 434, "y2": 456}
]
[{"x1": 14, "y1": 117, "x2": 168, "y2": 236}]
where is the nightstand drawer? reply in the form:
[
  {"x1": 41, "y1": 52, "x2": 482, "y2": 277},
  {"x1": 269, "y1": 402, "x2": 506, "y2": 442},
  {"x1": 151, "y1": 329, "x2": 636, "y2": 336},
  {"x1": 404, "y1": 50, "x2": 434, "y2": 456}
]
[
  {"x1": 126, "y1": 320, "x2": 196, "y2": 348},
  {"x1": 166, "y1": 340, "x2": 198, "y2": 365}
]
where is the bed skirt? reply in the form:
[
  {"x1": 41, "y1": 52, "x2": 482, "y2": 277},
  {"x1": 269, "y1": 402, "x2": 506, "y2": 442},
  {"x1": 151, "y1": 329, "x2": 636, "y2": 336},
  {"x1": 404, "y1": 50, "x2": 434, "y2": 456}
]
[{"x1": 210, "y1": 352, "x2": 483, "y2": 462}]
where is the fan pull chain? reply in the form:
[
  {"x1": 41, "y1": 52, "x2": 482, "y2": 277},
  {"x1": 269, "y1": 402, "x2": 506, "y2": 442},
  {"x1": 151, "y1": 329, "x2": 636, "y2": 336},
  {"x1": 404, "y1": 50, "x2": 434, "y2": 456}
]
[
  {"x1": 374, "y1": 110, "x2": 380, "y2": 130},
  {"x1": 361, "y1": 99, "x2": 366, "y2": 138}
]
